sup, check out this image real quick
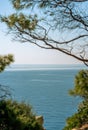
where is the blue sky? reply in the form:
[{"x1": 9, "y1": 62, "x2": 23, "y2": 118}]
[{"x1": 0, "y1": 0, "x2": 81, "y2": 64}]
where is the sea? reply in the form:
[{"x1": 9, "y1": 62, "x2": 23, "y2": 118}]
[{"x1": 0, "y1": 64, "x2": 87, "y2": 130}]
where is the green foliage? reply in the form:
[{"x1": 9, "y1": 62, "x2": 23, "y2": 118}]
[
  {"x1": 0, "y1": 100, "x2": 43, "y2": 130},
  {"x1": 12, "y1": 0, "x2": 21, "y2": 9},
  {"x1": 63, "y1": 70, "x2": 88, "y2": 130},
  {"x1": 0, "y1": 54, "x2": 14, "y2": 72},
  {"x1": 11, "y1": 0, "x2": 33, "y2": 10},
  {"x1": 11, "y1": 0, "x2": 50, "y2": 10},
  {"x1": 63, "y1": 101, "x2": 88, "y2": 130},
  {"x1": 1, "y1": 13, "x2": 38, "y2": 31},
  {"x1": 63, "y1": 113, "x2": 82, "y2": 130},
  {"x1": 69, "y1": 70, "x2": 88, "y2": 99}
]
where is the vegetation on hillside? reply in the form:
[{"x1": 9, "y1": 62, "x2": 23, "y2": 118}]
[
  {"x1": 63, "y1": 70, "x2": 88, "y2": 130},
  {"x1": 0, "y1": 100, "x2": 44, "y2": 130}
]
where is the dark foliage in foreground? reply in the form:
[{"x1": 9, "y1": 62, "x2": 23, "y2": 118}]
[
  {"x1": 0, "y1": 100, "x2": 44, "y2": 130},
  {"x1": 63, "y1": 70, "x2": 88, "y2": 130}
]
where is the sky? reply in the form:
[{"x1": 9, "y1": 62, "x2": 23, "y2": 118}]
[{"x1": 0, "y1": 0, "x2": 81, "y2": 65}]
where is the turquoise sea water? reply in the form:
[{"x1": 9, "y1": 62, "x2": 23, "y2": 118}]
[{"x1": 0, "y1": 64, "x2": 87, "y2": 130}]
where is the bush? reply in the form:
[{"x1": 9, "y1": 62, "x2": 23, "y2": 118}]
[
  {"x1": 0, "y1": 100, "x2": 44, "y2": 130},
  {"x1": 63, "y1": 101, "x2": 88, "y2": 130},
  {"x1": 63, "y1": 70, "x2": 88, "y2": 130},
  {"x1": 69, "y1": 70, "x2": 88, "y2": 99}
]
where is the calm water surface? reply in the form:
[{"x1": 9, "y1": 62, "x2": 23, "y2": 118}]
[{"x1": 0, "y1": 64, "x2": 87, "y2": 130}]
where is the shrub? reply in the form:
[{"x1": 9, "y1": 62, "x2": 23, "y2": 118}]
[
  {"x1": 63, "y1": 70, "x2": 88, "y2": 130},
  {"x1": 0, "y1": 100, "x2": 43, "y2": 130}
]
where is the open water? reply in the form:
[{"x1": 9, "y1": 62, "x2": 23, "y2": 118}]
[{"x1": 0, "y1": 64, "x2": 87, "y2": 130}]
